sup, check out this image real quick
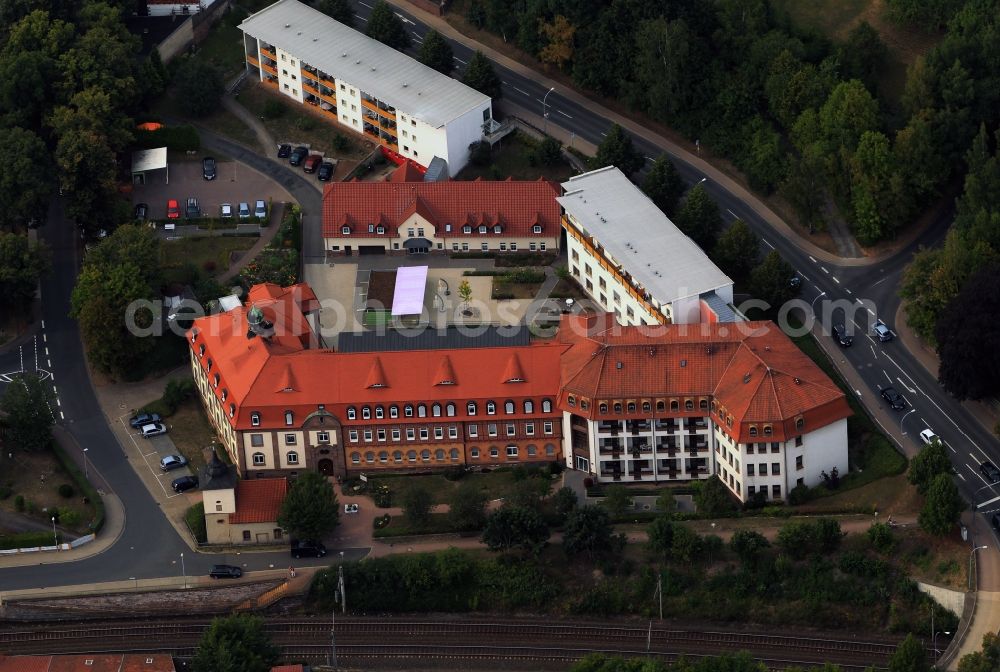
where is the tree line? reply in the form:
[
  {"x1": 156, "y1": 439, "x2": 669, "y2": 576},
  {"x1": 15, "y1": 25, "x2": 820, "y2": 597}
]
[{"x1": 459, "y1": 0, "x2": 1000, "y2": 247}]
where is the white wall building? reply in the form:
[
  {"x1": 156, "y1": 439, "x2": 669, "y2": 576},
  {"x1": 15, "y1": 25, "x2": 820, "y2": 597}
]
[
  {"x1": 557, "y1": 167, "x2": 737, "y2": 326},
  {"x1": 239, "y1": 0, "x2": 493, "y2": 173}
]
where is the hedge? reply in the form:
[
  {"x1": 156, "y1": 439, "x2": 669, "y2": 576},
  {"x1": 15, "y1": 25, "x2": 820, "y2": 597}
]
[
  {"x1": 0, "y1": 531, "x2": 54, "y2": 550},
  {"x1": 52, "y1": 442, "x2": 105, "y2": 534},
  {"x1": 134, "y1": 125, "x2": 201, "y2": 152},
  {"x1": 185, "y1": 502, "x2": 207, "y2": 543}
]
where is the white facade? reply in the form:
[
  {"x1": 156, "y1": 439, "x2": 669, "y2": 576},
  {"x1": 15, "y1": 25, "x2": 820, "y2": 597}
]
[{"x1": 240, "y1": 0, "x2": 492, "y2": 172}]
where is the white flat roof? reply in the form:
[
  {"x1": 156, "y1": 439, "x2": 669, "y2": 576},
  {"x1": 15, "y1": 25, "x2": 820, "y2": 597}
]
[
  {"x1": 219, "y1": 295, "x2": 242, "y2": 312},
  {"x1": 131, "y1": 147, "x2": 167, "y2": 173},
  {"x1": 557, "y1": 167, "x2": 732, "y2": 304},
  {"x1": 239, "y1": 0, "x2": 490, "y2": 129},
  {"x1": 391, "y1": 266, "x2": 428, "y2": 316}
]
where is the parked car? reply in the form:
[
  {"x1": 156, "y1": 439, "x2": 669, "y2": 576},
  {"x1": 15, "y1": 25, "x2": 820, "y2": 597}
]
[
  {"x1": 254, "y1": 200, "x2": 267, "y2": 220},
  {"x1": 290, "y1": 539, "x2": 327, "y2": 558},
  {"x1": 317, "y1": 161, "x2": 335, "y2": 181},
  {"x1": 202, "y1": 156, "x2": 217, "y2": 180},
  {"x1": 832, "y1": 324, "x2": 853, "y2": 347},
  {"x1": 880, "y1": 387, "x2": 906, "y2": 411},
  {"x1": 344, "y1": 503, "x2": 359, "y2": 514},
  {"x1": 872, "y1": 320, "x2": 894, "y2": 342},
  {"x1": 209, "y1": 564, "x2": 243, "y2": 579},
  {"x1": 303, "y1": 154, "x2": 322, "y2": 173},
  {"x1": 134, "y1": 203, "x2": 149, "y2": 221},
  {"x1": 277, "y1": 143, "x2": 292, "y2": 158},
  {"x1": 220, "y1": 203, "x2": 233, "y2": 219},
  {"x1": 166, "y1": 199, "x2": 180, "y2": 219},
  {"x1": 172, "y1": 475, "x2": 199, "y2": 493},
  {"x1": 992, "y1": 513, "x2": 1000, "y2": 532},
  {"x1": 289, "y1": 146, "x2": 309, "y2": 166},
  {"x1": 185, "y1": 197, "x2": 200, "y2": 219},
  {"x1": 238, "y1": 202, "x2": 251, "y2": 220},
  {"x1": 140, "y1": 422, "x2": 168, "y2": 438},
  {"x1": 789, "y1": 274, "x2": 801, "y2": 290},
  {"x1": 919, "y1": 428, "x2": 940, "y2": 445},
  {"x1": 982, "y1": 461, "x2": 1000, "y2": 484},
  {"x1": 159, "y1": 454, "x2": 188, "y2": 471},
  {"x1": 129, "y1": 412, "x2": 162, "y2": 428}
]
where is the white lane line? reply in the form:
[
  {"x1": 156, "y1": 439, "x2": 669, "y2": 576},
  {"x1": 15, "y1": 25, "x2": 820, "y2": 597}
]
[
  {"x1": 855, "y1": 389, "x2": 862, "y2": 397},
  {"x1": 866, "y1": 334, "x2": 876, "y2": 344},
  {"x1": 59, "y1": 411, "x2": 64, "y2": 420},
  {"x1": 56, "y1": 398, "x2": 61, "y2": 407},
  {"x1": 557, "y1": 110, "x2": 572, "y2": 118},
  {"x1": 412, "y1": 32, "x2": 423, "y2": 41},
  {"x1": 808, "y1": 256, "x2": 817, "y2": 263},
  {"x1": 358, "y1": 0, "x2": 372, "y2": 6},
  {"x1": 883, "y1": 370, "x2": 892, "y2": 384},
  {"x1": 958, "y1": 472, "x2": 966, "y2": 481},
  {"x1": 645, "y1": 156, "x2": 656, "y2": 162},
  {"x1": 845, "y1": 288, "x2": 852, "y2": 294},
  {"x1": 883, "y1": 352, "x2": 922, "y2": 394},
  {"x1": 821, "y1": 266, "x2": 829, "y2": 274},
  {"x1": 600, "y1": 131, "x2": 607, "y2": 137},
  {"x1": 44, "y1": 347, "x2": 49, "y2": 356},
  {"x1": 897, "y1": 377, "x2": 916, "y2": 394},
  {"x1": 355, "y1": 13, "x2": 367, "y2": 21},
  {"x1": 453, "y1": 56, "x2": 466, "y2": 64},
  {"x1": 46, "y1": 359, "x2": 51, "y2": 368},
  {"x1": 833, "y1": 276, "x2": 840, "y2": 284},
  {"x1": 727, "y1": 208, "x2": 738, "y2": 218},
  {"x1": 872, "y1": 276, "x2": 889, "y2": 287},
  {"x1": 512, "y1": 86, "x2": 530, "y2": 96},
  {"x1": 870, "y1": 345, "x2": 877, "y2": 358},
  {"x1": 762, "y1": 239, "x2": 775, "y2": 249},
  {"x1": 43, "y1": 334, "x2": 47, "y2": 343}
]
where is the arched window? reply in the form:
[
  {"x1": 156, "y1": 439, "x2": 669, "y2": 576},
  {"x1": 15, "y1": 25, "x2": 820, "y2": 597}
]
[
  {"x1": 524, "y1": 400, "x2": 534, "y2": 414},
  {"x1": 613, "y1": 402, "x2": 623, "y2": 414},
  {"x1": 252, "y1": 452, "x2": 266, "y2": 465},
  {"x1": 287, "y1": 451, "x2": 299, "y2": 465},
  {"x1": 642, "y1": 401, "x2": 651, "y2": 412},
  {"x1": 544, "y1": 444, "x2": 555, "y2": 455},
  {"x1": 221, "y1": 389, "x2": 228, "y2": 402},
  {"x1": 393, "y1": 451, "x2": 403, "y2": 462},
  {"x1": 527, "y1": 445, "x2": 537, "y2": 456},
  {"x1": 749, "y1": 426, "x2": 758, "y2": 437},
  {"x1": 251, "y1": 412, "x2": 260, "y2": 426},
  {"x1": 213, "y1": 373, "x2": 220, "y2": 388},
  {"x1": 567, "y1": 395, "x2": 576, "y2": 407},
  {"x1": 763, "y1": 425, "x2": 773, "y2": 436},
  {"x1": 407, "y1": 450, "x2": 417, "y2": 462},
  {"x1": 378, "y1": 451, "x2": 388, "y2": 462},
  {"x1": 362, "y1": 406, "x2": 371, "y2": 419},
  {"x1": 670, "y1": 400, "x2": 679, "y2": 411},
  {"x1": 699, "y1": 399, "x2": 709, "y2": 410},
  {"x1": 432, "y1": 403, "x2": 442, "y2": 417},
  {"x1": 504, "y1": 400, "x2": 515, "y2": 414},
  {"x1": 656, "y1": 400, "x2": 665, "y2": 412},
  {"x1": 418, "y1": 404, "x2": 427, "y2": 417},
  {"x1": 446, "y1": 403, "x2": 456, "y2": 417},
  {"x1": 229, "y1": 403, "x2": 235, "y2": 417},
  {"x1": 390, "y1": 405, "x2": 399, "y2": 418},
  {"x1": 350, "y1": 452, "x2": 361, "y2": 464},
  {"x1": 435, "y1": 449, "x2": 445, "y2": 460},
  {"x1": 542, "y1": 399, "x2": 552, "y2": 413},
  {"x1": 450, "y1": 448, "x2": 459, "y2": 460},
  {"x1": 581, "y1": 400, "x2": 589, "y2": 410},
  {"x1": 365, "y1": 451, "x2": 375, "y2": 463},
  {"x1": 599, "y1": 403, "x2": 609, "y2": 413},
  {"x1": 626, "y1": 402, "x2": 636, "y2": 412},
  {"x1": 375, "y1": 406, "x2": 384, "y2": 419},
  {"x1": 487, "y1": 401, "x2": 496, "y2": 415},
  {"x1": 467, "y1": 401, "x2": 477, "y2": 415},
  {"x1": 285, "y1": 411, "x2": 294, "y2": 426},
  {"x1": 347, "y1": 407, "x2": 357, "y2": 420},
  {"x1": 420, "y1": 449, "x2": 431, "y2": 461},
  {"x1": 404, "y1": 404, "x2": 414, "y2": 417},
  {"x1": 795, "y1": 417, "x2": 805, "y2": 430},
  {"x1": 684, "y1": 399, "x2": 694, "y2": 411}
]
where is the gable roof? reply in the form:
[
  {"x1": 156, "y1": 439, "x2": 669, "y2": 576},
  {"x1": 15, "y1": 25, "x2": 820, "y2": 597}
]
[
  {"x1": 230, "y1": 478, "x2": 288, "y2": 524},
  {"x1": 389, "y1": 162, "x2": 424, "y2": 183},
  {"x1": 322, "y1": 178, "x2": 562, "y2": 239}
]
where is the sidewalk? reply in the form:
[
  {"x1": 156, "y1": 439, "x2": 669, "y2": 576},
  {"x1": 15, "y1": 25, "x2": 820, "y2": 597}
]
[{"x1": 220, "y1": 94, "x2": 276, "y2": 155}]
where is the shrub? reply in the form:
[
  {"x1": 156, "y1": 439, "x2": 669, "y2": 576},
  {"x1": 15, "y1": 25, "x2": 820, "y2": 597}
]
[
  {"x1": 185, "y1": 502, "x2": 207, "y2": 543},
  {"x1": 263, "y1": 99, "x2": 286, "y2": 119},
  {"x1": 372, "y1": 483, "x2": 392, "y2": 508},
  {"x1": 787, "y1": 483, "x2": 810, "y2": 505},
  {"x1": 202, "y1": 260, "x2": 217, "y2": 273},
  {"x1": 58, "y1": 507, "x2": 81, "y2": 527},
  {"x1": 14, "y1": 494, "x2": 24, "y2": 512},
  {"x1": 58, "y1": 484, "x2": 75, "y2": 498},
  {"x1": 133, "y1": 125, "x2": 201, "y2": 151},
  {"x1": 373, "y1": 514, "x2": 390, "y2": 529},
  {"x1": 468, "y1": 140, "x2": 491, "y2": 166},
  {"x1": 443, "y1": 465, "x2": 468, "y2": 481},
  {"x1": 0, "y1": 484, "x2": 11, "y2": 500},
  {"x1": 867, "y1": 523, "x2": 895, "y2": 553},
  {"x1": 333, "y1": 134, "x2": 349, "y2": 152},
  {"x1": 583, "y1": 477, "x2": 594, "y2": 489}
]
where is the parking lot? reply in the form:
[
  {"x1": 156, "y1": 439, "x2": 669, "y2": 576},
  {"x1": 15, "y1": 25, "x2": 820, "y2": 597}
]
[
  {"x1": 131, "y1": 155, "x2": 294, "y2": 221},
  {"x1": 118, "y1": 413, "x2": 196, "y2": 500}
]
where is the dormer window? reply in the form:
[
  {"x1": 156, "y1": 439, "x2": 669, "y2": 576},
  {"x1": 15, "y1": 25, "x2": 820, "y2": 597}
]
[
  {"x1": 445, "y1": 224, "x2": 451, "y2": 232},
  {"x1": 627, "y1": 402, "x2": 636, "y2": 412},
  {"x1": 198, "y1": 344, "x2": 205, "y2": 356},
  {"x1": 542, "y1": 399, "x2": 552, "y2": 413},
  {"x1": 347, "y1": 407, "x2": 356, "y2": 420},
  {"x1": 795, "y1": 417, "x2": 805, "y2": 430},
  {"x1": 532, "y1": 225, "x2": 542, "y2": 234},
  {"x1": 207, "y1": 358, "x2": 213, "y2": 371},
  {"x1": 251, "y1": 412, "x2": 260, "y2": 426},
  {"x1": 504, "y1": 400, "x2": 514, "y2": 414},
  {"x1": 368, "y1": 224, "x2": 374, "y2": 233},
  {"x1": 376, "y1": 225, "x2": 384, "y2": 234},
  {"x1": 463, "y1": 225, "x2": 471, "y2": 234},
  {"x1": 749, "y1": 426, "x2": 758, "y2": 437},
  {"x1": 229, "y1": 403, "x2": 236, "y2": 417},
  {"x1": 506, "y1": 377, "x2": 525, "y2": 383},
  {"x1": 478, "y1": 225, "x2": 487, "y2": 234},
  {"x1": 221, "y1": 389, "x2": 228, "y2": 402},
  {"x1": 342, "y1": 226, "x2": 350, "y2": 234},
  {"x1": 285, "y1": 410, "x2": 294, "y2": 426},
  {"x1": 467, "y1": 401, "x2": 477, "y2": 415},
  {"x1": 567, "y1": 395, "x2": 576, "y2": 407},
  {"x1": 362, "y1": 407, "x2": 371, "y2": 419},
  {"x1": 581, "y1": 399, "x2": 589, "y2": 410},
  {"x1": 599, "y1": 402, "x2": 608, "y2": 413},
  {"x1": 642, "y1": 401, "x2": 651, "y2": 412},
  {"x1": 613, "y1": 402, "x2": 623, "y2": 414},
  {"x1": 763, "y1": 425, "x2": 773, "y2": 436},
  {"x1": 493, "y1": 225, "x2": 502, "y2": 234},
  {"x1": 487, "y1": 401, "x2": 496, "y2": 415},
  {"x1": 213, "y1": 374, "x2": 220, "y2": 388}
]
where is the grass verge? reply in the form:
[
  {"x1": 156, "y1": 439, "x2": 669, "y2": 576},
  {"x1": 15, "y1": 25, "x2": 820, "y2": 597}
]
[
  {"x1": 372, "y1": 512, "x2": 457, "y2": 538},
  {"x1": 160, "y1": 235, "x2": 257, "y2": 276},
  {"x1": 456, "y1": 130, "x2": 575, "y2": 182}
]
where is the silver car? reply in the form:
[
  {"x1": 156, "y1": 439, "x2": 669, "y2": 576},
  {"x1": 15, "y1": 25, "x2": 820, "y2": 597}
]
[
  {"x1": 160, "y1": 454, "x2": 188, "y2": 471},
  {"x1": 254, "y1": 200, "x2": 267, "y2": 220},
  {"x1": 238, "y1": 202, "x2": 251, "y2": 220},
  {"x1": 220, "y1": 203, "x2": 233, "y2": 219},
  {"x1": 140, "y1": 422, "x2": 167, "y2": 438}
]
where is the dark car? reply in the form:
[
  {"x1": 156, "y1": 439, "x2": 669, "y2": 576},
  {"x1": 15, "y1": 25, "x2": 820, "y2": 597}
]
[
  {"x1": 303, "y1": 154, "x2": 322, "y2": 173},
  {"x1": 134, "y1": 203, "x2": 149, "y2": 221},
  {"x1": 209, "y1": 564, "x2": 243, "y2": 579},
  {"x1": 172, "y1": 475, "x2": 199, "y2": 493},
  {"x1": 129, "y1": 412, "x2": 162, "y2": 428},
  {"x1": 277, "y1": 143, "x2": 292, "y2": 158},
  {"x1": 992, "y1": 513, "x2": 1000, "y2": 532},
  {"x1": 202, "y1": 156, "x2": 217, "y2": 180},
  {"x1": 289, "y1": 146, "x2": 309, "y2": 166},
  {"x1": 832, "y1": 324, "x2": 853, "y2": 347},
  {"x1": 880, "y1": 387, "x2": 906, "y2": 410},
  {"x1": 185, "y1": 197, "x2": 201, "y2": 219},
  {"x1": 317, "y1": 161, "x2": 335, "y2": 181},
  {"x1": 291, "y1": 539, "x2": 327, "y2": 559},
  {"x1": 981, "y1": 462, "x2": 1000, "y2": 484}
]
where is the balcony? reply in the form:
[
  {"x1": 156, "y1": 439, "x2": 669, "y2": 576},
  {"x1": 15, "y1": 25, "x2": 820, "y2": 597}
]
[
  {"x1": 262, "y1": 77, "x2": 278, "y2": 88},
  {"x1": 246, "y1": 55, "x2": 260, "y2": 68},
  {"x1": 303, "y1": 81, "x2": 320, "y2": 96},
  {"x1": 261, "y1": 61, "x2": 278, "y2": 77},
  {"x1": 260, "y1": 46, "x2": 276, "y2": 59},
  {"x1": 361, "y1": 97, "x2": 381, "y2": 114},
  {"x1": 378, "y1": 117, "x2": 397, "y2": 133}
]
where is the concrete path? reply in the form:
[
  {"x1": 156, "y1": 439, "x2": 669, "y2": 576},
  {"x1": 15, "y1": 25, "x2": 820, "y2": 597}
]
[
  {"x1": 216, "y1": 202, "x2": 287, "y2": 284},
  {"x1": 221, "y1": 94, "x2": 276, "y2": 155}
]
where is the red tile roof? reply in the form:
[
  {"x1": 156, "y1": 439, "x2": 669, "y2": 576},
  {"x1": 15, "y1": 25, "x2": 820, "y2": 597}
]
[
  {"x1": 388, "y1": 162, "x2": 424, "y2": 183},
  {"x1": 322, "y1": 178, "x2": 562, "y2": 239},
  {"x1": 230, "y1": 478, "x2": 288, "y2": 524},
  {"x1": 557, "y1": 315, "x2": 850, "y2": 442},
  {"x1": 0, "y1": 656, "x2": 51, "y2": 672},
  {"x1": 0, "y1": 655, "x2": 175, "y2": 672},
  {"x1": 120, "y1": 655, "x2": 177, "y2": 672}
]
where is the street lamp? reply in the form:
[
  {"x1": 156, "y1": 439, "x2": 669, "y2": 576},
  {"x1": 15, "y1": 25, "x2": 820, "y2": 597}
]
[
  {"x1": 933, "y1": 630, "x2": 951, "y2": 657},
  {"x1": 51, "y1": 516, "x2": 57, "y2": 548},
  {"x1": 180, "y1": 552, "x2": 187, "y2": 589},
  {"x1": 900, "y1": 408, "x2": 916, "y2": 435},
  {"x1": 82, "y1": 448, "x2": 89, "y2": 480},
  {"x1": 542, "y1": 87, "x2": 555, "y2": 133},
  {"x1": 810, "y1": 291, "x2": 827, "y2": 313},
  {"x1": 970, "y1": 545, "x2": 988, "y2": 590}
]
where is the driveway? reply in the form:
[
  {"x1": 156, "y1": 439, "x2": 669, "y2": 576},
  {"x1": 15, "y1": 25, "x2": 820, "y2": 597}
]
[
  {"x1": 130, "y1": 156, "x2": 293, "y2": 221},
  {"x1": 116, "y1": 412, "x2": 196, "y2": 505}
]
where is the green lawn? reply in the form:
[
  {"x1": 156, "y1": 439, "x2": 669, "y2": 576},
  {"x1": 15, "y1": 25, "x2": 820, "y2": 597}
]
[
  {"x1": 192, "y1": 12, "x2": 248, "y2": 80},
  {"x1": 160, "y1": 236, "x2": 257, "y2": 275},
  {"x1": 373, "y1": 512, "x2": 457, "y2": 538},
  {"x1": 456, "y1": 130, "x2": 576, "y2": 182},
  {"x1": 163, "y1": 398, "x2": 218, "y2": 472},
  {"x1": 367, "y1": 470, "x2": 535, "y2": 506}
]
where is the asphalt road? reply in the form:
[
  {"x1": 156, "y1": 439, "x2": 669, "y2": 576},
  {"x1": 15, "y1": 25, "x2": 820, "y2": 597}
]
[{"x1": 346, "y1": 2, "x2": 1000, "y2": 511}]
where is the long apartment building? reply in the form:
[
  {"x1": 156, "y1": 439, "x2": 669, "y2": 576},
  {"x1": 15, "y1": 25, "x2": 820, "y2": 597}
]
[
  {"x1": 558, "y1": 167, "x2": 737, "y2": 326},
  {"x1": 189, "y1": 284, "x2": 851, "y2": 504},
  {"x1": 239, "y1": 0, "x2": 493, "y2": 173},
  {"x1": 322, "y1": 162, "x2": 562, "y2": 255}
]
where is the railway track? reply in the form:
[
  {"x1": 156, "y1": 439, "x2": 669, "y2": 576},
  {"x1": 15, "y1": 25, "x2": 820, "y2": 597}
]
[{"x1": 0, "y1": 615, "x2": 916, "y2": 669}]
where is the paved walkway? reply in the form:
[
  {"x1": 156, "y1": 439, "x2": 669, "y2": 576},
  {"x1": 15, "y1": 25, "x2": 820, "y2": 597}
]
[
  {"x1": 216, "y1": 202, "x2": 286, "y2": 284},
  {"x1": 220, "y1": 94, "x2": 276, "y2": 155}
]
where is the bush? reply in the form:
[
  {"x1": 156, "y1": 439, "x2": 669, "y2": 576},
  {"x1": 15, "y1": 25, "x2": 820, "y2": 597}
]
[
  {"x1": 185, "y1": 502, "x2": 207, "y2": 543},
  {"x1": 263, "y1": 99, "x2": 286, "y2": 119},
  {"x1": 373, "y1": 514, "x2": 390, "y2": 529},
  {"x1": 0, "y1": 484, "x2": 11, "y2": 500},
  {"x1": 0, "y1": 531, "x2": 54, "y2": 550},
  {"x1": 787, "y1": 483, "x2": 811, "y2": 505},
  {"x1": 14, "y1": 494, "x2": 25, "y2": 512},
  {"x1": 58, "y1": 484, "x2": 75, "y2": 498},
  {"x1": 134, "y1": 125, "x2": 201, "y2": 152},
  {"x1": 372, "y1": 484, "x2": 392, "y2": 508},
  {"x1": 468, "y1": 140, "x2": 491, "y2": 166},
  {"x1": 202, "y1": 260, "x2": 217, "y2": 273},
  {"x1": 58, "y1": 507, "x2": 81, "y2": 527},
  {"x1": 443, "y1": 465, "x2": 468, "y2": 481}
]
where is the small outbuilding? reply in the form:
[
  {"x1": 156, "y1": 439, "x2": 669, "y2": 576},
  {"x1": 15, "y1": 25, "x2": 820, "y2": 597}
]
[{"x1": 131, "y1": 146, "x2": 168, "y2": 185}]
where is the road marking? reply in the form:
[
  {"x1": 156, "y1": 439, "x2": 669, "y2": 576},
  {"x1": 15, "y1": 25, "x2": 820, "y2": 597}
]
[
  {"x1": 798, "y1": 272, "x2": 810, "y2": 282},
  {"x1": 512, "y1": 86, "x2": 530, "y2": 96},
  {"x1": 46, "y1": 359, "x2": 51, "y2": 368},
  {"x1": 762, "y1": 239, "x2": 775, "y2": 249},
  {"x1": 870, "y1": 345, "x2": 877, "y2": 358},
  {"x1": 855, "y1": 389, "x2": 862, "y2": 397},
  {"x1": 883, "y1": 370, "x2": 892, "y2": 384},
  {"x1": 821, "y1": 266, "x2": 829, "y2": 274},
  {"x1": 453, "y1": 56, "x2": 466, "y2": 64},
  {"x1": 557, "y1": 110, "x2": 572, "y2": 118},
  {"x1": 897, "y1": 378, "x2": 916, "y2": 394},
  {"x1": 808, "y1": 256, "x2": 816, "y2": 263},
  {"x1": 600, "y1": 132, "x2": 607, "y2": 137},
  {"x1": 978, "y1": 493, "x2": 1000, "y2": 510},
  {"x1": 872, "y1": 276, "x2": 889, "y2": 287},
  {"x1": 833, "y1": 276, "x2": 840, "y2": 284},
  {"x1": 394, "y1": 12, "x2": 414, "y2": 25},
  {"x1": 44, "y1": 347, "x2": 49, "y2": 356},
  {"x1": 43, "y1": 334, "x2": 46, "y2": 343},
  {"x1": 412, "y1": 32, "x2": 423, "y2": 41},
  {"x1": 59, "y1": 411, "x2": 64, "y2": 420},
  {"x1": 958, "y1": 472, "x2": 966, "y2": 481},
  {"x1": 845, "y1": 288, "x2": 852, "y2": 294},
  {"x1": 41, "y1": 320, "x2": 44, "y2": 329},
  {"x1": 355, "y1": 13, "x2": 367, "y2": 22},
  {"x1": 56, "y1": 398, "x2": 61, "y2": 407},
  {"x1": 358, "y1": 0, "x2": 372, "y2": 6}
]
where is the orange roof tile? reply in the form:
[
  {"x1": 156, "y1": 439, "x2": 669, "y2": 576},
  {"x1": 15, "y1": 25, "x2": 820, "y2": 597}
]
[
  {"x1": 120, "y1": 654, "x2": 176, "y2": 672},
  {"x1": 229, "y1": 478, "x2": 288, "y2": 524},
  {"x1": 47, "y1": 655, "x2": 130, "y2": 671},
  {"x1": 271, "y1": 666, "x2": 305, "y2": 672},
  {"x1": 0, "y1": 655, "x2": 51, "y2": 672},
  {"x1": 388, "y1": 162, "x2": 424, "y2": 183},
  {"x1": 322, "y1": 178, "x2": 561, "y2": 239},
  {"x1": 433, "y1": 355, "x2": 458, "y2": 386}
]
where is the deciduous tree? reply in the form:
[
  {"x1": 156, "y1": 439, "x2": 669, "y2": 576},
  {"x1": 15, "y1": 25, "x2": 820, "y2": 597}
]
[
  {"x1": 676, "y1": 183, "x2": 722, "y2": 251},
  {"x1": 174, "y1": 57, "x2": 223, "y2": 118},
  {"x1": 592, "y1": 123, "x2": 643, "y2": 176},
  {"x1": 749, "y1": 250, "x2": 799, "y2": 312},
  {"x1": 730, "y1": 529, "x2": 770, "y2": 568},
  {"x1": 712, "y1": 219, "x2": 759, "y2": 284},
  {"x1": 919, "y1": 473, "x2": 963, "y2": 536},
  {"x1": 192, "y1": 614, "x2": 279, "y2": 672},
  {"x1": 0, "y1": 232, "x2": 50, "y2": 308},
  {"x1": 907, "y1": 440, "x2": 954, "y2": 493},
  {"x1": 935, "y1": 263, "x2": 1000, "y2": 400},
  {"x1": 552, "y1": 486, "x2": 578, "y2": 520},
  {"x1": 315, "y1": 0, "x2": 353, "y2": 27},
  {"x1": 402, "y1": 485, "x2": 433, "y2": 529},
  {"x1": 481, "y1": 505, "x2": 549, "y2": 553},
  {"x1": 418, "y1": 29, "x2": 453, "y2": 75},
  {"x1": 461, "y1": 50, "x2": 501, "y2": 99},
  {"x1": 277, "y1": 470, "x2": 339, "y2": 540},
  {"x1": 563, "y1": 505, "x2": 614, "y2": 559},
  {"x1": 641, "y1": 155, "x2": 685, "y2": 217},
  {"x1": 0, "y1": 127, "x2": 54, "y2": 229},
  {"x1": 601, "y1": 484, "x2": 631, "y2": 518},
  {"x1": 888, "y1": 632, "x2": 930, "y2": 672},
  {"x1": 365, "y1": 0, "x2": 410, "y2": 51},
  {"x1": 693, "y1": 477, "x2": 735, "y2": 517},
  {"x1": 538, "y1": 15, "x2": 575, "y2": 70},
  {"x1": 448, "y1": 482, "x2": 487, "y2": 531},
  {"x1": 0, "y1": 373, "x2": 54, "y2": 452}
]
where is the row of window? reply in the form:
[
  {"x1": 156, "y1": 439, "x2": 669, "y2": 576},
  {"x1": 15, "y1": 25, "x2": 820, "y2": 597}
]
[
  {"x1": 350, "y1": 444, "x2": 557, "y2": 464},
  {"x1": 348, "y1": 421, "x2": 554, "y2": 443},
  {"x1": 249, "y1": 432, "x2": 330, "y2": 448},
  {"x1": 748, "y1": 485, "x2": 782, "y2": 499},
  {"x1": 747, "y1": 462, "x2": 781, "y2": 477},
  {"x1": 250, "y1": 451, "x2": 297, "y2": 466},
  {"x1": 567, "y1": 396, "x2": 709, "y2": 414},
  {"x1": 344, "y1": 399, "x2": 553, "y2": 422}
]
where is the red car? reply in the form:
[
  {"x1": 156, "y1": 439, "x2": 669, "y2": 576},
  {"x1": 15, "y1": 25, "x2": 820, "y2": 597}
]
[
  {"x1": 303, "y1": 154, "x2": 322, "y2": 173},
  {"x1": 166, "y1": 199, "x2": 180, "y2": 219}
]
